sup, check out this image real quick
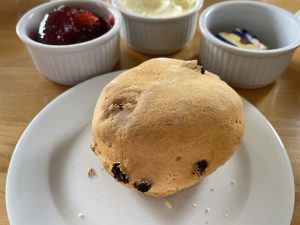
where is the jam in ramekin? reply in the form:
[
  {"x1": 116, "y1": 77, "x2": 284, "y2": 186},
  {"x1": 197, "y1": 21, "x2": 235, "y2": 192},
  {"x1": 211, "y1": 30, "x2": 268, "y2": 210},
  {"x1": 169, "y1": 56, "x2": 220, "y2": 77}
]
[{"x1": 33, "y1": 5, "x2": 114, "y2": 45}]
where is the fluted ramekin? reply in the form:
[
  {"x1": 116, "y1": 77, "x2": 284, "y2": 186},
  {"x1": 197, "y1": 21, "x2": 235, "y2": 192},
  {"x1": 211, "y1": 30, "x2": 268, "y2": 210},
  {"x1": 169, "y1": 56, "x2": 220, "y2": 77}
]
[
  {"x1": 112, "y1": 0, "x2": 203, "y2": 55},
  {"x1": 16, "y1": 0, "x2": 122, "y2": 85},
  {"x1": 200, "y1": 1, "x2": 300, "y2": 89}
]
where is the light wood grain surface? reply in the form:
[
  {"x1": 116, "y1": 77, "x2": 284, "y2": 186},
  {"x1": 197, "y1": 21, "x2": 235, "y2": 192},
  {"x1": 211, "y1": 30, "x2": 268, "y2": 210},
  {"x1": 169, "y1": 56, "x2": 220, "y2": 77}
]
[{"x1": 1, "y1": 0, "x2": 299, "y2": 224}]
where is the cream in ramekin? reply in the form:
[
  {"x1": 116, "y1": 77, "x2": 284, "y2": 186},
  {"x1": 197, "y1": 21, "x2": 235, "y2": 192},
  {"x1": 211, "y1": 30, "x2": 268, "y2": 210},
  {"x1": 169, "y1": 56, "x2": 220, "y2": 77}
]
[
  {"x1": 112, "y1": 0, "x2": 203, "y2": 55},
  {"x1": 117, "y1": 0, "x2": 197, "y2": 18}
]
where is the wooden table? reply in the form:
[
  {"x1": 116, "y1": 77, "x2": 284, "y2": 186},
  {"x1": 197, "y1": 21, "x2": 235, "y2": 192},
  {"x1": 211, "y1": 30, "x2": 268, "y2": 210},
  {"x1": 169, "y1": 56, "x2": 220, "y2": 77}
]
[{"x1": 1, "y1": 0, "x2": 299, "y2": 224}]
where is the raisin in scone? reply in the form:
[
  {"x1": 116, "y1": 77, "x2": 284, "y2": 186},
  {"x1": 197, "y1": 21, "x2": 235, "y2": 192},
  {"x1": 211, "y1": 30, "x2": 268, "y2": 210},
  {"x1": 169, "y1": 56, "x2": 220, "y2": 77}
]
[{"x1": 91, "y1": 58, "x2": 244, "y2": 197}]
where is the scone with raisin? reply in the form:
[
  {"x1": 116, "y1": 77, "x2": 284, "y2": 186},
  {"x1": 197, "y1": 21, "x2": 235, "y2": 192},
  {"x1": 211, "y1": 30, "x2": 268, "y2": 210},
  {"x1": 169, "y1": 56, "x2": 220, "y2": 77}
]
[{"x1": 91, "y1": 58, "x2": 244, "y2": 197}]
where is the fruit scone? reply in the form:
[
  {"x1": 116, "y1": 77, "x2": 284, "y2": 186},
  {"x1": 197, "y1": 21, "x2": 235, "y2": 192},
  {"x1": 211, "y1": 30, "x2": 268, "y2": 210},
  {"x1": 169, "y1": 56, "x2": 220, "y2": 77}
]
[{"x1": 91, "y1": 58, "x2": 244, "y2": 197}]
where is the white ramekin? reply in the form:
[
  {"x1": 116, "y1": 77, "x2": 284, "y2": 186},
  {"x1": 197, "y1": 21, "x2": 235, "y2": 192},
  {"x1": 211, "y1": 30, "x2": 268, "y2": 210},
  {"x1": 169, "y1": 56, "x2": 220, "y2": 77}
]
[
  {"x1": 199, "y1": 1, "x2": 300, "y2": 89},
  {"x1": 112, "y1": 0, "x2": 203, "y2": 55},
  {"x1": 16, "y1": 0, "x2": 122, "y2": 85}
]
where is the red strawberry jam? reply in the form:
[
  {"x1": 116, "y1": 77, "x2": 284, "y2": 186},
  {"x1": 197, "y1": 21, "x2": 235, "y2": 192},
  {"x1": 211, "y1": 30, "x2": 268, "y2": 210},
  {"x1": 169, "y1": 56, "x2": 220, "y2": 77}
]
[{"x1": 33, "y1": 5, "x2": 114, "y2": 45}]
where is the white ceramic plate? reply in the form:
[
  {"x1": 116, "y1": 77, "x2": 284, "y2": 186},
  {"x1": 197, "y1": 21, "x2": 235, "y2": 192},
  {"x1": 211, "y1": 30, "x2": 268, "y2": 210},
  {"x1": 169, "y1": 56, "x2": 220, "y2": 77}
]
[{"x1": 6, "y1": 71, "x2": 294, "y2": 225}]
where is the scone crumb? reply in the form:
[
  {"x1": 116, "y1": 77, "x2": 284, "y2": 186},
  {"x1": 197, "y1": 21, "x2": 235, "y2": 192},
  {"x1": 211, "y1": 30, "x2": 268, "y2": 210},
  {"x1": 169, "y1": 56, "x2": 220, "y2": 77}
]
[
  {"x1": 192, "y1": 203, "x2": 198, "y2": 208},
  {"x1": 164, "y1": 200, "x2": 173, "y2": 209},
  {"x1": 225, "y1": 207, "x2": 229, "y2": 217},
  {"x1": 78, "y1": 213, "x2": 84, "y2": 218},
  {"x1": 87, "y1": 167, "x2": 95, "y2": 177},
  {"x1": 210, "y1": 187, "x2": 214, "y2": 192},
  {"x1": 205, "y1": 221, "x2": 209, "y2": 224},
  {"x1": 230, "y1": 179, "x2": 236, "y2": 185},
  {"x1": 205, "y1": 208, "x2": 210, "y2": 213}
]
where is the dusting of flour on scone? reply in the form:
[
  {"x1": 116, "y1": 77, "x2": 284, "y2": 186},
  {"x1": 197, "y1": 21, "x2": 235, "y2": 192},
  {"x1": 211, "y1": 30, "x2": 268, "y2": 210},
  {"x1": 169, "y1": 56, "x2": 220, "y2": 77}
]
[{"x1": 92, "y1": 58, "x2": 244, "y2": 197}]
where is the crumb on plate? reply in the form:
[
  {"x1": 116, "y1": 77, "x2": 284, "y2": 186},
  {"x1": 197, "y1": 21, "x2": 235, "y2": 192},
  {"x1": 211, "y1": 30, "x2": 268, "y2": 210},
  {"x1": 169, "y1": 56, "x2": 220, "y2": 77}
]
[
  {"x1": 87, "y1": 167, "x2": 95, "y2": 177},
  {"x1": 164, "y1": 200, "x2": 173, "y2": 209},
  {"x1": 205, "y1": 207, "x2": 210, "y2": 213}
]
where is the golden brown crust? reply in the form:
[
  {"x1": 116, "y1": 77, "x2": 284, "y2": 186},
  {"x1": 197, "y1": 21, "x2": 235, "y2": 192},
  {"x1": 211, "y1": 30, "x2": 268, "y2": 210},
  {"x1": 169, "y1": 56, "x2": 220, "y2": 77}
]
[{"x1": 92, "y1": 58, "x2": 244, "y2": 197}]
